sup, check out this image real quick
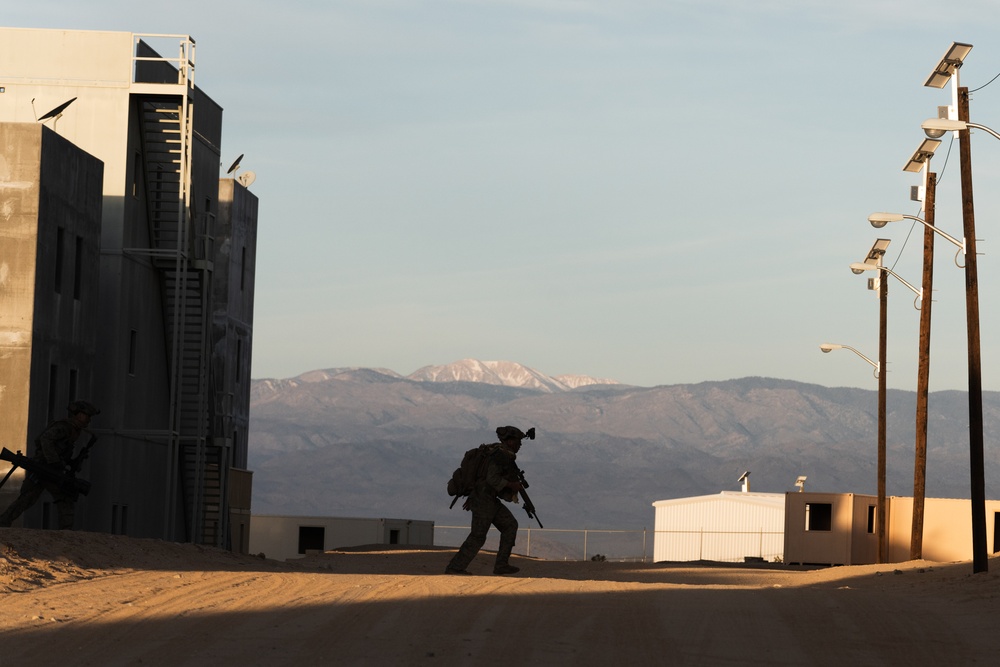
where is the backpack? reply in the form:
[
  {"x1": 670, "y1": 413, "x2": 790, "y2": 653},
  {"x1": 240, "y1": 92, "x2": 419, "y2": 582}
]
[{"x1": 447, "y1": 443, "x2": 497, "y2": 501}]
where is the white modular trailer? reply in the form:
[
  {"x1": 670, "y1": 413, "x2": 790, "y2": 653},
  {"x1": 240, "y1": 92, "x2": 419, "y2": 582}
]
[
  {"x1": 652, "y1": 491, "x2": 786, "y2": 563},
  {"x1": 249, "y1": 515, "x2": 435, "y2": 562}
]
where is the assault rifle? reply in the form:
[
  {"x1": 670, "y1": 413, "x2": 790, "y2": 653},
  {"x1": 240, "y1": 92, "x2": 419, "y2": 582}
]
[
  {"x1": 69, "y1": 433, "x2": 99, "y2": 473},
  {"x1": 515, "y1": 468, "x2": 543, "y2": 528},
  {"x1": 0, "y1": 447, "x2": 92, "y2": 496}
]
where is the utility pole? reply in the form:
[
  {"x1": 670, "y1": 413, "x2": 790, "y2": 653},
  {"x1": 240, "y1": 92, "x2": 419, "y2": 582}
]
[
  {"x1": 956, "y1": 87, "x2": 988, "y2": 573},
  {"x1": 911, "y1": 171, "x2": 935, "y2": 560},
  {"x1": 877, "y1": 267, "x2": 888, "y2": 565}
]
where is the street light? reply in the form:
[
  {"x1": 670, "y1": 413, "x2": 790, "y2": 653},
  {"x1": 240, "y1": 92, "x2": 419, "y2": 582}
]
[
  {"x1": 820, "y1": 334, "x2": 886, "y2": 563},
  {"x1": 923, "y1": 41, "x2": 989, "y2": 574},
  {"x1": 849, "y1": 263, "x2": 922, "y2": 309},
  {"x1": 922, "y1": 118, "x2": 1000, "y2": 142},
  {"x1": 868, "y1": 212, "x2": 965, "y2": 263},
  {"x1": 923, "y1": 42, "x2": 1000, "y2": 573},
  {"x1": 819, "y1": 343, "x2": 879, "y2": 377},
  {"x1": 869, "y1": 139, "x2": 946, "y2": 561},
  {"x1": 848, "y1": 240, "x2": 912, "y2": 565}
]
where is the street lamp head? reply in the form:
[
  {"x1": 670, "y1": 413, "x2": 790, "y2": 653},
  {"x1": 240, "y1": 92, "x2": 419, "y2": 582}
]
[
  {"x1": 868, "y1": 212, "x2": 904, "y2": 229},
  {"x1": 819, "y1": 343, "x2": 842, "y2": 353},
  {"x1": 850, "y1": 262, "x2": 876, "y2": 275},
  {"x1": 922, "y1": 118, "x2": 967, "y2": 139}
]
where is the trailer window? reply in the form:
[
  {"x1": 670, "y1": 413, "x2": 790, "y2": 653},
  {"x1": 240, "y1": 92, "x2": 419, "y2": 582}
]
[{"x1": 805, "y1": 503, "x2": 832, "y2": 531}]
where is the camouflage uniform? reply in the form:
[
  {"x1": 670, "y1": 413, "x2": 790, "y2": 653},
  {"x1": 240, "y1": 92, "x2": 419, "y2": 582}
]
[
  {"x1": 446, "y1": 428, "x2": 524, "y2": 575},
  {"x1": 0, "y1": 401, "x2": 99, "y2": 529}
]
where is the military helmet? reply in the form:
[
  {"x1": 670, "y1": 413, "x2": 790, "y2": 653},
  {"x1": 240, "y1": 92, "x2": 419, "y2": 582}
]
[
  {"x1": 496, "y1": 425, "x2": 526, "y2": 442},
  {"x1": 68, "y1": 400, "x2": 100, "y2": 417}
]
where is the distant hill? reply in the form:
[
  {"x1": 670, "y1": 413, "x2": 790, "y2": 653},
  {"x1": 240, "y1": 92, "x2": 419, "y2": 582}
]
[{"x1": 248, "y1": 359, "x2": 1000, "y2": 530}]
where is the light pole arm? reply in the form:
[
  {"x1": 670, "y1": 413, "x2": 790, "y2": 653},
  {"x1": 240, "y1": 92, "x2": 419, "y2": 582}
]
[
  {"x1": 967, "y1": 122, "x2": 1000, "y2": 142},
  {"x1": 821, "y1": 343, "x2": 880, "y2": 379},
  {"x1": 899, "y1": 215, "x2": 965, "y2": 252},
  {"x1": 848, "y1": 262, "x2": 923, "y2": 310},
  {"x1": 841, "y1": 345, "x2": 880, "y2": 377},
  {"x1": 881, "y1": 266, "x2": 923, "y2": 310}
]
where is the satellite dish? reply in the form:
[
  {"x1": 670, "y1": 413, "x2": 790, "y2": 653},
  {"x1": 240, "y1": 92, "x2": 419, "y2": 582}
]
[
  {"x1": 237, "y1": 171, "x2": 256, "y2": 188},
  {"x1": 226, "y1": 153, "x2": 244, "y2": 174},
  {"x1": 37, "y1": 97, "x2": 78, "y2": 121}
]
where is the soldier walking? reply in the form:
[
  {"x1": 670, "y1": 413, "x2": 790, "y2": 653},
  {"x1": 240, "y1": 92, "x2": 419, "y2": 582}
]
[
  {"x1": 0, "y1": 401, "x2": 100, "y2": 529},
  {"x1": 445, "y1": 426, "x2": 528, "y2": 576}
]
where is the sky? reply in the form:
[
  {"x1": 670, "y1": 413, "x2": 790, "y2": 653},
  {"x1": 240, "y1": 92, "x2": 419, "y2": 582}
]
[{"x1": 9, "y1": 1, "x2": 1000, "y2": 392}]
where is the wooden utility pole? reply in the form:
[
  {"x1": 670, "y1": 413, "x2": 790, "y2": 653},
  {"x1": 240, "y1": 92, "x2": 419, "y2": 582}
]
[
  {"x1": 957, "y1": 86, "x2": 988, "y2": 573},
  {"x1": 911, "y1": 172, "x2": 935, "y2": 560},
  {"x1": 877, "y1": 270, "x2": 888, "y2": 565}
]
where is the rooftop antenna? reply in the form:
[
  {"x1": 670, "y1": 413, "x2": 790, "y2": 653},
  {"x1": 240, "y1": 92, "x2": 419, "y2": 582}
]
[
  {"x1": 33, "y1": 96, "x2": 77, "y2": 132},
  {"x1": 795, "y1": 476, "x2": 807, "y2": 492},
  {"x1": 226, "y1": 153, "x2": 244, "y2": 176},
  {"x1": 737, "y1": 470, "x2": 751, "y2": 493},
  {"x1": 237, "y1": 171, "x2": 256, "y2": 188}
]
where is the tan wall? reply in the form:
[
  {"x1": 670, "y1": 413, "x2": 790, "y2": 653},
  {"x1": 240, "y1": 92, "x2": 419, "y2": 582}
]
[
  {"x1": 850, "y1": 494, "x2": 879, "y2": 565},
  {"x1": 0, "y1": 124, "x2": 42, "y2": 507},
  {"x1": 888, "y1": 497, "x2": 1000, "y2": 563},
  {"x1": 789, "y1": 492, "x2": 1000, "y2": 565},
  {"x1": 784, "y1": 492, "x2": 878, "y2": 565}
]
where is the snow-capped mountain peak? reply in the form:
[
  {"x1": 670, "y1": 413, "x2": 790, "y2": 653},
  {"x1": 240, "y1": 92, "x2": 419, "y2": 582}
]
[{"x1": 406, "y1": 359, "x2": 618, "y2": 392}]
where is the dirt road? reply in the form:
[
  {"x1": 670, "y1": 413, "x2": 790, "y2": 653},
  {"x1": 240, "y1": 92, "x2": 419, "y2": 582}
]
[{"x1": 1, "y1": 529, "x2": 998, "y2": 665}]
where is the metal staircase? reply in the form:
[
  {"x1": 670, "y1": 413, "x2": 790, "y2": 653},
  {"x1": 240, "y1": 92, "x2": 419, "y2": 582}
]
[{"x1": 130, "y1": 35, "x2": 226, "y2": 546}]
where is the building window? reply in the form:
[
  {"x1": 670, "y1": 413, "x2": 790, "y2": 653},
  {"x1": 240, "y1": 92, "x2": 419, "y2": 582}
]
[
  {"x1": 240, "y1": 246, "x2": 247, "y2": 291},
  {"x1": 235, "y1": 338, "x2": 242, "y2": 383},
  {"x1": 69, "y1": 368, "x2": 78, "y2": 403},
  {"x1": 48, "y1": 364, "x2": 59, "y2": 420},
  {"x1": 132, "y1": 151, "x2": 141, "y2": 198},
  {"x1": 389, "y1": 529, "x2": 400, "y2": 545},
  {"x1": 298, "y1": 526, "x2": 325, "y2": 554},
  {"x1": 867, "y1": 505, "x2": 876, "y2": 534},
  {"x1": 805, "y1": 503, "x2": 832, "y2": 532},
  {"x1": 128, "y1": 329, "x2": 138, "y2": 376},
  {"x1": 55, "y1": 227, "x2": 65, "y2": 294},
  {"x1": 112, "y1": 505, "x2": 129, "y2": 535},
  {"x1": 73, "y1": 235, "x2": 83, "y2": 299}
]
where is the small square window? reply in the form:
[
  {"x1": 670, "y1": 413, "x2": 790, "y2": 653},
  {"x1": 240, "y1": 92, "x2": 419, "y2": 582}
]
[
  {"x1": 805, "y1": 503, "x2": 833, "y2": 532},
  {"x1": 298, "y1": 526, "x2": 325, "y2": 554}
]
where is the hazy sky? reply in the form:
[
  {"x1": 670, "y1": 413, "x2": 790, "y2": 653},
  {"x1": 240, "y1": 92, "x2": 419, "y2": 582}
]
[{"x1": 9, "y1": 2, "x2": 1000, "y2": 391}]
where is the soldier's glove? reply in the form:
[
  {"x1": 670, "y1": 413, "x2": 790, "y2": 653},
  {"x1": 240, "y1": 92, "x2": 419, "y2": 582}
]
[{"x1": 462, "y1": 497, "x2": 471, "y2": 511}]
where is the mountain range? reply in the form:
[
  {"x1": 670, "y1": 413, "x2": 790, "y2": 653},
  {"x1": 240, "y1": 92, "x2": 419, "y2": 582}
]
[{"x1": 248, "y1": 359, "x2": 1000, "y2": 532}]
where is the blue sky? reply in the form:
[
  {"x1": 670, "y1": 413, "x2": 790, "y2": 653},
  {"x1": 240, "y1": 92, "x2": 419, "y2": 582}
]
[{"x1": 9, "y1": 2, "x2": 1000, "y2": 391}]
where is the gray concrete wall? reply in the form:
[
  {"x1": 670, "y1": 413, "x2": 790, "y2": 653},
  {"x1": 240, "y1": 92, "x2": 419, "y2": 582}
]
[
  {"x1": 0, "y1": 123, "x2": 103, "y2": 518},
  {"x1": 214, "y1": 179, "x2": 259, "y2": 471}
]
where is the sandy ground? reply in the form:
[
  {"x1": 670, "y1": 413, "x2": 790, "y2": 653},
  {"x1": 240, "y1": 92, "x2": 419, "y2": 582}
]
[{"x1": 1, "y1": 529, "x2": 999, "y2": 666}]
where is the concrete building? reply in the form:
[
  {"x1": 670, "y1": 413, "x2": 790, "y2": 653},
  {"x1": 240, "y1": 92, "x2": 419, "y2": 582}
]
[
  {"x1": 652, "y1": 491, "x2": 786, "y2": 563},
  {"x1": 249, "y1": 515, "x2": 435, "y2": 562},
  {"x1": 0, "y1": 124, "x2": 104, "y2": 518},
  {"x1": 0, "y1": 27, "x2": 257, "y2": 549}
]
